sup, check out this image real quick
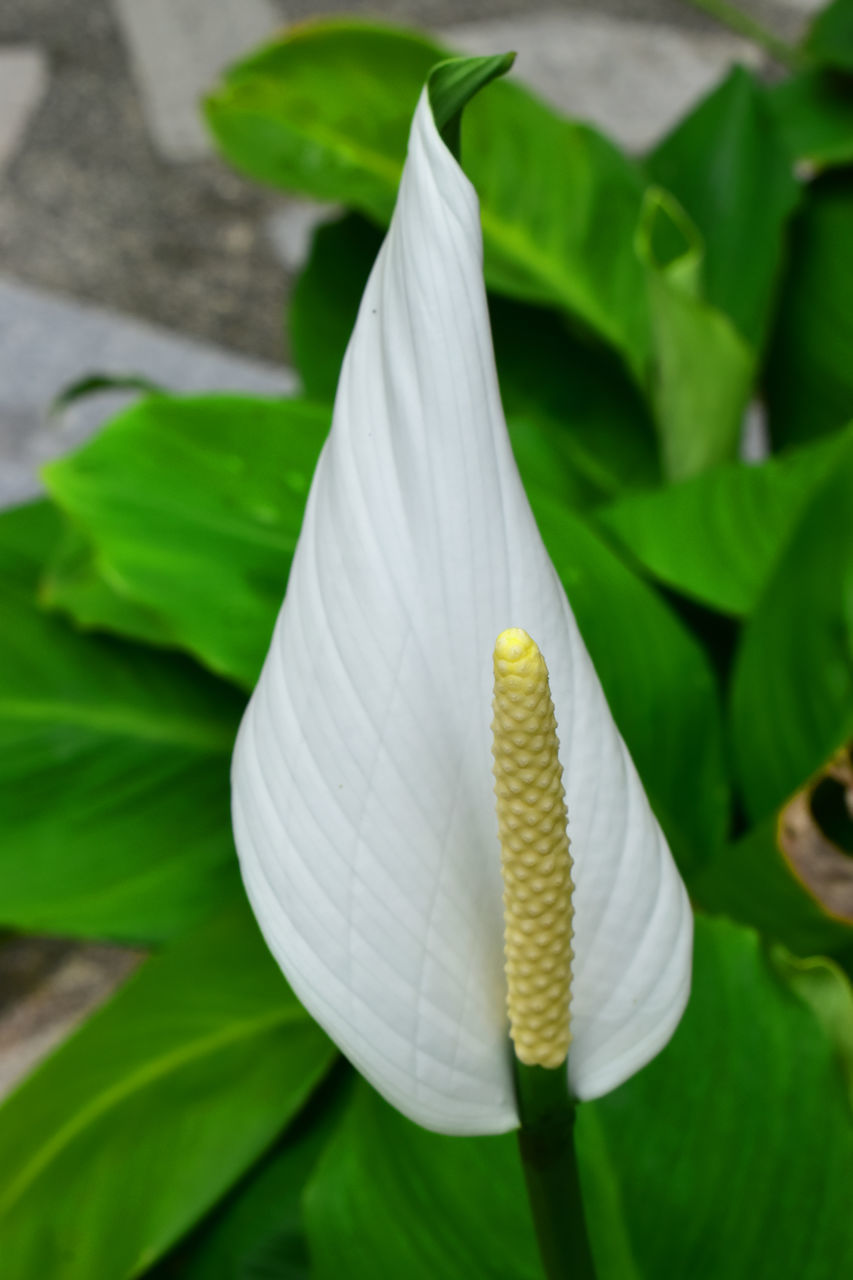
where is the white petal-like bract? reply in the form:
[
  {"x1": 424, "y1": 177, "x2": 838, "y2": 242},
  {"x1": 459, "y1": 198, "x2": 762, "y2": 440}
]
[{"x1": 231, "y1": 87, "x2": 692, "y2": 1134}]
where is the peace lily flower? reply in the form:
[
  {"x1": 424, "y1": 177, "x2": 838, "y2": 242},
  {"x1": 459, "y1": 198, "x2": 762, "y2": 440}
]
[{"x1": 231, "y1": 67, "x2": 692, "y2": 1137}]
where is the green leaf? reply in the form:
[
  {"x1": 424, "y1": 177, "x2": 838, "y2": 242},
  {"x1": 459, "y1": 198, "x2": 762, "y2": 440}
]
[
  {"x1": 0, "y1": 500, "x2": 245, "y2": 942},
  {"x1": 646, "y1": 66, "x2": 800, "y2": 349},
  {"x1": 596, "y1": 431, "x2": 844, "y2": 616},
  {"x1": 43, "y1": 395, "x2": 331, "y2": 689},
  {"x1": 769, "y1": 69, "x2": 853, "y2": 172},
  {"x1": 304, "y1": 916, "x2": 853, "y2": 1279},
  {"x1": 304, "y1": 1082, "x2": 543, "y2": 1280},
  {"x1": 593, "y1": 914, "x2": 853, "y2": 1279},
  {"x1": 694, "y1": 814, "x2": 853, "y2": 956},
  {"x1": 765, "y1": 174, "x2": 853, "y2": 447},
  {"x1": 205, "y1": 19, "x2": 652, "y2": 380},
  {"x1": 491, "y1": 298, "x2": 661, "y2": 507},
  {"x1": 636, "y1": 188, "x2": 755, "y2": 480},
  {"x1": 0, "y1": 905, "x2": 336, "y2": 1280},
  {"x1": 730, "y1": 426, "x2": 853, "y2": 821},
  {"x1": 533, "y1": 498, "x2": 728, "y2": 875},
  {"x1": 805, "y1": 0, "x2": 853, "y2": 73},
  {"x1": 205, "y1": 20, "x2": 441, "y2": 223},
  {"x1": 148, "y1": 1069, "x2": 353, "y2": 1280}
]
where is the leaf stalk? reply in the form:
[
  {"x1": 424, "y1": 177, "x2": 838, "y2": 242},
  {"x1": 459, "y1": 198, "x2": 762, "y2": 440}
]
[{"x1": 514, "y1": 1060, "x2": 597, "y2": 1280}]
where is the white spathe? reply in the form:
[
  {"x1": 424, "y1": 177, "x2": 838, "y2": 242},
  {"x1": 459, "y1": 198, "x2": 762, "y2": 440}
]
[{"x1": 231, "y1": 86, "x2": 692, "y2": 1136}]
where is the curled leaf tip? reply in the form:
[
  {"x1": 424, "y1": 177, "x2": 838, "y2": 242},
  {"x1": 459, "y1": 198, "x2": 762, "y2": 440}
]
[{"x1": 427, "y1": 51, "x2": 515, "y2": 159}]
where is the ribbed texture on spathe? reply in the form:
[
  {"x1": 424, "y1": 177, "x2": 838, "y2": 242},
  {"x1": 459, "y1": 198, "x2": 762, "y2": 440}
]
[{"x1": 492, "y1": 629, "x2": 573, "y2": 1068}]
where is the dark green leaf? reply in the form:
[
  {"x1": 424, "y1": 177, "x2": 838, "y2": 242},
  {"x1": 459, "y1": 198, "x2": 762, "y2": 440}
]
[
  {"x1": 43, "y1": 395, "x2": 331, "y2": 689},
  {"x1": 533, "y1": 498, "x2": 728, "y2": 875},
  {"x1": 0, "y1": 905, "x2": 336, "y2": 1280},
  {"x1": 765, "y1": 173, "x2": 853, "y2": 446},
  {"x1": 805, "y1": 0, "x2": 853, "y2": 73},
  {"x1": 304, "y1": 1082, "x2": 543, "y2": 1280},
  {"x1": 289, "y1": 213, "x2": 382, "y2": 401},
  {"x1": 596, "y1": 431, "x2": 844, "y2": 616},
  {"x1": 769, "y1": 69, "x2": 853, "y2": 172},
  {"x1": 0, "y1": 501, "x2": 244, "y2": 942},
  {"x1": 694, "y1": 814, "x2": 853, "y2": 956},
  {"x1": 647, "y1": 66, "x2": 800, "y2": 349},
  {"x1": 51, "y1": 373, "x2": 164, "y2": 413},
  {"x1": 730, "y1": 426, "x2": 853, "y2": 820},
  {"x1": 492, "y1": 298, "x2": 660, "y2": 506},
  {"x1": 148, "y1": 1069, "x2": 353, "y2": 1280}
]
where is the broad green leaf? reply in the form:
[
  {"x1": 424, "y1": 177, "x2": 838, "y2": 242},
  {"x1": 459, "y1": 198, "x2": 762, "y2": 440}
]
[
  {"x1": 0, "y1": 501, "x2": 244, "y2": 942},
  {"x1": 804, "y1": 0, "x2": 853, "y2": 72},
  {"x1": 594, "y1": 914, "x2": 853, "y2": 1279},
  {"x1": 43, "y1": 395, "x2": 331, "y2": 689},
  {"x1": 205, "y1": 19, "x2": 652, "y2": 379},
  {"x1": 765, "y1": 175, "x2": 853, "y2": 447},
  {"x1": 532, "y1": 497, "x2": 728, "y2": 875},
  {"x1": 636, "y1": 189, "x2": 754, "y2": 479},
  {"x1": 647, "y1": 66, "x2": 800, "y2": 349},
  {"x1": 0, "y1": 905, "x2": 336, "y2": 1280},
  {"x1": 596, "y1": 430, "x2": 844, "y2": 616},
  {"x1": 304, "y1": 916, "x2": 853, "y2": 1279},
  {"x1": 205, "y1": 21, "x2": 441, "y2": 223},
  {"x1": 730, "y1": 428, "x2": 853, "y2": 821},
  {"x1": 148, "y1": 1069, "x2": 353, "y2": 1280},
  {"x1": 694, "y1": 815, "x2": 853, "y2": 956},
  {"x1": 769, "y1": 70, "x2": 853, "y2": 172},
  {"x1": 291, "y1": 213, "x2": 660, "y2": 504}
]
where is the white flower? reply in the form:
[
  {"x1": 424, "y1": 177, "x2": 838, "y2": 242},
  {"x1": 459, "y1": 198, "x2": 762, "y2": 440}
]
[{"x1": 231, "y1": 82, "x2": 692, "y2": 1136}]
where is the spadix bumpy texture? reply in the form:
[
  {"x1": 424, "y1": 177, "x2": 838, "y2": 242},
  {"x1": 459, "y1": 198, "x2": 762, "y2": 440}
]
[
  {"x1": 231, "y1": 84, "x2": 693, "y2": 1136},
  {"x1": 493, "y1": 629, "x2": 574, "y2": 1069}
]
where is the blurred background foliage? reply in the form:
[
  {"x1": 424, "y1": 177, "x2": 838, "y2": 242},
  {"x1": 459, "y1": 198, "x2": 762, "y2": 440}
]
[{"x1": 2, "y1": 5, "x2": 853, "y2": 1276}]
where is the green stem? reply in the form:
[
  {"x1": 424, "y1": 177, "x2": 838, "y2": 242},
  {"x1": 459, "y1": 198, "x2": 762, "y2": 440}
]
[
  {"x1": 681, "y1": 0, "x2": 803, "y2": 68},
  {"x1": 514, "y1": 1060, "x2": 597, "y2": 1280}
]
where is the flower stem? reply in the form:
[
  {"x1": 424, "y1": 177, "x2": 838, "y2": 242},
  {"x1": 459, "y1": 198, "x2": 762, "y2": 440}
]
[
  {"x1": 514, "y1": 1060, "x2": 597, "y2": 1280},
  {"x1": 681, "y1": 0, "x2": 802, "y2": 68}
]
